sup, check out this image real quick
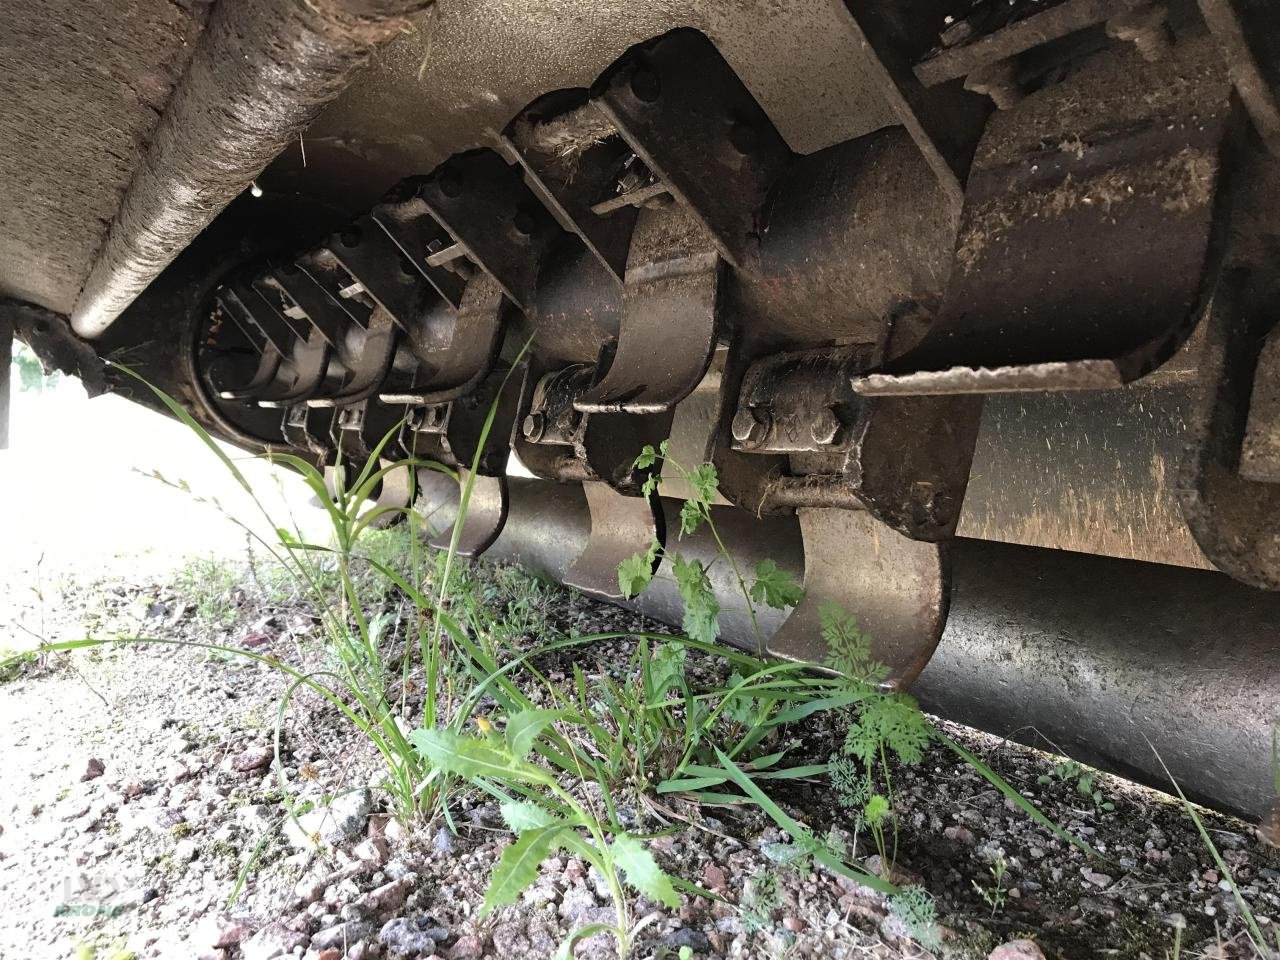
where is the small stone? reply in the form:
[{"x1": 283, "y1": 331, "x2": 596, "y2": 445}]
[
  {"x1": 1081, "y1": 866, "x2": 1113, "y2": 889},
  {"x1": 211, "y1": 917, "x2": 253, "y2": 949},
  {"x1": 989, "y1": 940, "x2": 1047, "y2": 960},
  {"x1": 432, "y1": 827, "x2": 456, "y2": 855},
  {"x1": 165, "y1": 759, "x2": 193, "y2": 785},
  {"x1": 702, "y1": 863, "x2": 728, "y2": 896},
  {"x1": 240, "y1": 921, "x2": 308, "y2": 960},
  {"x1": 311, "y1": 921, "x2": 375, "y2": 951},
  {"x1": 285, "y1": 790, "x2": 373, "y2": 850},
  {"x1": 81, "y1": 758, "x2": 105, "y2": 782},
  {"x1": 174, "y1": 839, "x2": 199, "y2": 862},
  {"x1": 782, "y1": 916, "x2": 806, "y2": 933},
  {"x1": 944, "y1": 825, "x2": 975, "y2": 845},
  {"x1": 232, "y1": 745, "x2": 273, "y2": 773},
  {"x1": 379, "y1": 917, "x2": 439, "y2": 957},
  {"x1": 353, "y1": 837, "x2": 389, "y2": 864},
  {"x1": 445, "y1": 935, "x2": 485, "y2": 960},
  {"x1": 663, "y1": 928, "x2": 711, "y2": 953},
  {"x1": 356, "y1": 877, "x2": 413, "y2": 918}
]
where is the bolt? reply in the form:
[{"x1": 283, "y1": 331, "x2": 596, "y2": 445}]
[
  {"x1": 964, "y1": 61, "x2": 1023, "y2": 110},
  {"x1": 522, "y1": 412, "x2": 545, "y2": 442},
  {"x1": 1106, "y1": 5, "x2": 1171, "y2": 62},
  {"x1": 630, "y1": 67, "x2": 661, "y2": 104},
  {"x1": 810, "y1": 408, "x2": 843, "y2": 447},
  {"x1": 731, "y1": 407, "x2": 769, "y2": 447}
]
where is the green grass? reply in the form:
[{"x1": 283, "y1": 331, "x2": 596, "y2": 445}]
[{"x1": 3, "y1": 365, "x2": 1121, "y2": 957}]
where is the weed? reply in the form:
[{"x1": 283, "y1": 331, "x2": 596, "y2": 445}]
[
  {"x1": 888, "y1": 885, "x2": 942, "y2": 950},
  {"x1": 972, "y1": 856, "x2": 1009, "y2": 917},
  {"x1": 1038, "y1": 759, "x2": 1115, "y2": 812},
  {"x1": 412, "y1": 710, "x2": 679, "y2": 958},
  {"x1": 171, "y1": 555, "x2": 243, "y2": 626},
  {"x1": 619, "y1": 442, "x2": 803, "y2": 647},
  {"x1": 1150, "y1": 740, "x2": 1279, "y2": 959},
  {"x1": 0, "y1": 645, "x2": 35, "y2": 682},
  {"x1": 741, "y1": 869, "x2": 780, "y2": 934}
]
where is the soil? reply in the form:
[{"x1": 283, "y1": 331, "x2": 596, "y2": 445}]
[{"x1": 1, "y1": 555, "x2": 1278, "y2": 960}]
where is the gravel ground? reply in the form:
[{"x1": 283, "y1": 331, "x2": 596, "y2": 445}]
[{"x1": 1, "y1": 555, "x2": 1278, "y2": 960}]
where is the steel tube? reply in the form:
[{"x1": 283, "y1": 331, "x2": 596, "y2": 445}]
[
  {"x1": 421, "y1": 476, "x2": 1280, "y2": 819},
  {"x1": 71, "y1": 0, "x2": 431, "y2": 339}
]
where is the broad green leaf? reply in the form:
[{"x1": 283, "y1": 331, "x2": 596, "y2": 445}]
[
  {"x1": 618, "y1": 537, "x2": 660, "y2": 598},
  {"x1": 409, "y1": 728, "x2": 553, "y2": 787},
  {"x1": 678, "y1": 499, "x2": 704, "y2": 537},
  {"x1": 633, "y1": 445, "x2": 658, "y2": 470},
  {"x1": 686, "y1": 463, "x2": 719, "y2": 505},
  {"x1": 618, "y1": 553, "x2": 654, "y2": 599},
  {"x1": 749, "y1": 559, "x2": 804, "y2": 610},
  {"x1": 483, "y1": 825, "x2": 562, "y2": 914},
  {"x1": 610, "y1": 834, "x2": 680, "y2": 908},
  {"x1": 505, "y1": 709, "x2": 564, "y2": 760},
  {"x1": 671, "y1": 554, "x2": 720, "y2": 644},
  {"x1": 499, "y1": 799, "x2": 558, "y2": 833}
]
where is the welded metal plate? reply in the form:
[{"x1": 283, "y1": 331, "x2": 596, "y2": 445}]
[
  {"x1": 766, "y1": 508, "x2": 949, "y2": 689},
  {"x1": 564, "y1": 482, "x2": 664, "y2": 600},
  {"x1": 427, "y1": 469, "x2": 510, "y2": 558}
]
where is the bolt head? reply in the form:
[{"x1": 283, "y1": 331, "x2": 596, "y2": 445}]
[
  {"x1": 731, "y1": 407, "x2": 768, "y2": 446},
  {"x1": 810, "y1": 408, "x2": 843, "y2": 446},
  {"x1": 522, "y1": 412, "x2": 545, "y2": 442}
]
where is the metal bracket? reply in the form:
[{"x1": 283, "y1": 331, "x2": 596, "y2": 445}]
[
  {"x1": 858, "y1": 39, "x2": 1233, "y2": 395},
  {"x1": 724, "y1": 345, "x2": 983, "y2": 541},
  {"x1": 417, "y1": 149, "x2": 563, "y2": 311},
  {"x1": 427, "y1": 469, "x2": 511, "y2": 558},
  {"x1": 282, "y1": 403, "x2": 334, "y2": 460},
  {"x1": 573, "y1": 206, "x2": 721, "y2": 415},
  {"x1": 297, "y1": 249, "x2": 373, "y2": 329},
  {"x1": 1178, "y1": 271, "x2": 1280, "y2": 590},
  {"x1": 564, "y1": 481, "x2": 665, "y2": 600},
  {"x1": 217, "y1": 283, "x2": 299, "y2": 356},
  {"x1": 372, "y1": 189, "x2": 470, "y2": 308},
  {"x1": 271, "y1": 265, "x2": 353, "y2": 348},
  {"x1": 497, "y1": 99, "x2": 638, "y2": 282},
  {"x1": 324, "y1": 216, "x2": 435, "y2": 330},
  {"x1": 308, "y1": 307, "x2": 399, "y2": 407},
  {"x1": 593, "y1": 28, "x2": 792, "y2": 270},
  {"x1": 766, "y1": 508, "x2": 949, "y2": 690},
  {"x1": 387, "y1": 272, "x2": 507, "y2": 405}
]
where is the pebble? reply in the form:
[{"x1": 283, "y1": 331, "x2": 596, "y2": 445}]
[
  {"x1": 240, "y1": 921, "x2": 308, "y2": 960},
  {"x1": 379, "y1": 917, "x2": 439, "y2": 957},
  {"x1": 311, "y1": 920, "x2": 375, "y2": 951},
  {"x1": 81, "y1": 758, "x2": 105, "y2": 782},
  {"x1": 232, "y1": 744, "x2": 273, "y2": 773},
  {"x1": 989, "y1": 940, "x2": 1047, "y2": 960}
]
